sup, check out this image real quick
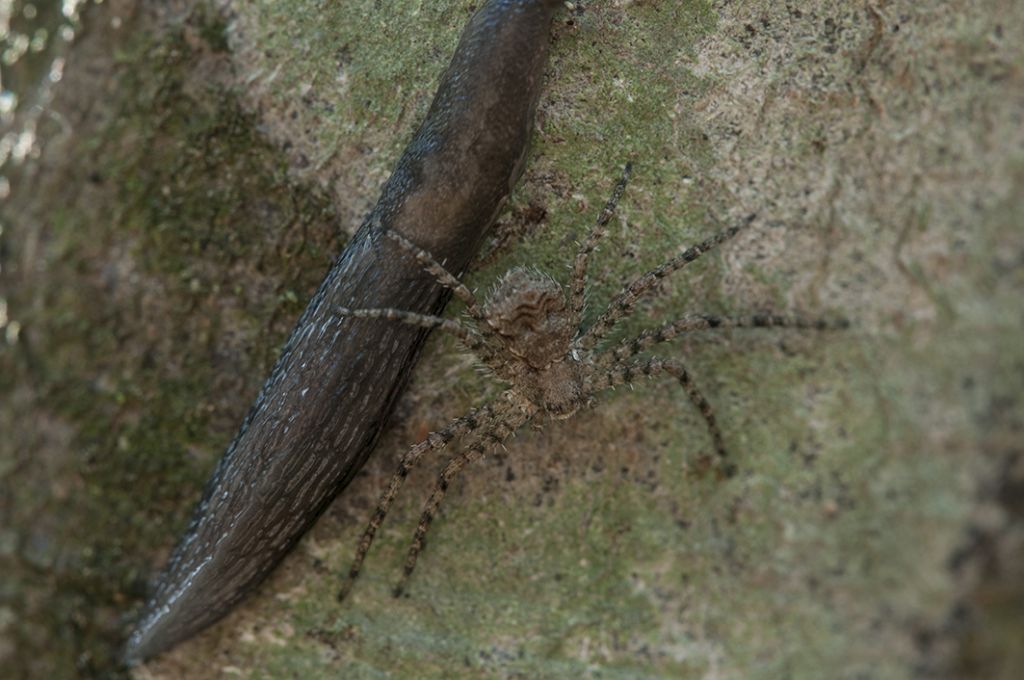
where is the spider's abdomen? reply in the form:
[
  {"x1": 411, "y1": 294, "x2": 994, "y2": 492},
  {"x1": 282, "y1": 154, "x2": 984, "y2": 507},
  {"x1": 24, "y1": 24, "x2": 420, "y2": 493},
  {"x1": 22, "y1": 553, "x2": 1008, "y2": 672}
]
[{"x1": 484, "y1": 267, "x2": 573, "y2": 369}]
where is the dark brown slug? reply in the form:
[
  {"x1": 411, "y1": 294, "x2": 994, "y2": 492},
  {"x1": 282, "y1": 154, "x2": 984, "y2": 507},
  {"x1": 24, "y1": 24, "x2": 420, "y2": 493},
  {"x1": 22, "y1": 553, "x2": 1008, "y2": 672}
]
[{"x1": 125, "y1": 0, "x2": 563, "y2": 663}]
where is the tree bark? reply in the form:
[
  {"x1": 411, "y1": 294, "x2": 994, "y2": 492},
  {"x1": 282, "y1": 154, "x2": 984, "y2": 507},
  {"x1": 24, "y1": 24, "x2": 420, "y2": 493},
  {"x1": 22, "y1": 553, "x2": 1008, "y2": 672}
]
[{"x1": 1, "y1": 0, "x2": 1021, "y2": 678}]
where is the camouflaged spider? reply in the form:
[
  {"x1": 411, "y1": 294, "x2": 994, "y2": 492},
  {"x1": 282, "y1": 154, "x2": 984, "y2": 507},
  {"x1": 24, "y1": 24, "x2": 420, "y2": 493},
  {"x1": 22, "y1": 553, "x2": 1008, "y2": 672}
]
[{"x1": 334, "y1": 164, "x2": 846, "y2": 600}]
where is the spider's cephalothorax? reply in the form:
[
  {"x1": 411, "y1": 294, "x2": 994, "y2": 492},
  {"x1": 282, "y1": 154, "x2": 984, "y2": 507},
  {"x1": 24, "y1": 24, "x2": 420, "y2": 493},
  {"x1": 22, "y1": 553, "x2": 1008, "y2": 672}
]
[
  {"x1": 334, "y1": 163, "x2": 848, "y2": 601},
  {"x1": 485, "y1": 267, "x2": 573, "y2": 368},
  {"x1": 483, "y1": 267, "x2": 582, "y2": 418}
]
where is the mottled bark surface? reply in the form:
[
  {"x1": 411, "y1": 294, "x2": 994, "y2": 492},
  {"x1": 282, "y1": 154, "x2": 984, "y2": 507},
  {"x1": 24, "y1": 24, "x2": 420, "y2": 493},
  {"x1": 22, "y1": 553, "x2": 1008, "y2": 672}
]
[{"x1": 1, "y1": 0, "x2": 1021, "y2": 678}]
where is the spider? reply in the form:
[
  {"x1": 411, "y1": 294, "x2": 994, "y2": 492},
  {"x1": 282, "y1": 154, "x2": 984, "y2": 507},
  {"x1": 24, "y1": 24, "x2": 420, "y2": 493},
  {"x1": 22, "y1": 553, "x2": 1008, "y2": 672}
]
[{"x1": 334, "y1": 163, "x2": 846, "y2": 600}]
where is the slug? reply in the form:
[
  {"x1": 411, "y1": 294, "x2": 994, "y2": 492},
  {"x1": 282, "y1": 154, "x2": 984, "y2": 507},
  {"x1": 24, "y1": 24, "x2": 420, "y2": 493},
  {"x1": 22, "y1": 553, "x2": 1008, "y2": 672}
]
[{"x1": 125, "y1": 0, "x2": 563, "y2": 663}]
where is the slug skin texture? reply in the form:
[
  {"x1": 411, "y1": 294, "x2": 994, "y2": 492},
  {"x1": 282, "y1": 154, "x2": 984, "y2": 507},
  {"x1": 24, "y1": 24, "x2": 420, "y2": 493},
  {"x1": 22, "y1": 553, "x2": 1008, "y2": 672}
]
[{"x1": 125, "y1": 0, "x2": 562, "y2": 664}]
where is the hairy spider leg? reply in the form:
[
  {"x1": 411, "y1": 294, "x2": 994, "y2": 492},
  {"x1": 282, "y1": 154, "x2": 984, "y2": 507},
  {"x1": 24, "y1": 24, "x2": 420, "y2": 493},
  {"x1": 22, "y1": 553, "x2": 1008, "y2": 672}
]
[
  {"x1": 586, "y1": 357, "x2": 730, "y2": 476},
  {"x1": 660, "y1": 360, "x2": 731, "y2": 475},
  {"x1": 598, "y1": 313, "x2": 851, "y2": 367},
  {"x1": 385, "y1": 231, "x2": 504, "y2": 345},
  {"x1": 337, "y1": 398, "x2": 514, "y2": 602},
  {"x1": 386, "y1": 231, "x2": 483, "y2": 315},
  {"x1": 334, "y1": 306, "x2": 503, "y2": 369},
  {"x1": 568, "y1": 163, "x2": 633, "y2": 326},
  {"x1": 393, "y1": 401, "x2": 538, "y2": 597},
  {"x1": 578, "y1": 215, "x2": 756, "y2": 351}
]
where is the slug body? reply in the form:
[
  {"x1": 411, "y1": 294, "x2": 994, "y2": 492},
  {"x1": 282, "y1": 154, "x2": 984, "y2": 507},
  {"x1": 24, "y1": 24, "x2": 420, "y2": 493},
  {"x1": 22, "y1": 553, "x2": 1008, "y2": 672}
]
[{"x1": 125, "y1": 0, "x2": 561, "y2": 663}]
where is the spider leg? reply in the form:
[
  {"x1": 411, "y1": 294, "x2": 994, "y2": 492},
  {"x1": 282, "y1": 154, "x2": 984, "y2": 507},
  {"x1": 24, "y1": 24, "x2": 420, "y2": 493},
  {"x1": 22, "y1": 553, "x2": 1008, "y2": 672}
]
[
  {"x1": 585, "y1": 357, "x2": 732, "y2": 477},
  {"x1": 659, "y1": 359, "x2": 732, "y2": 476},
  {"x1": 598, "y1": 312, "x2": 849, "y2": 367},
  {"x1": 336, "y1": 307, "x2": 471, "y2": 337},
  {"x1": 335, "y1": 306, "x2": 503, "y2": 369},
  {"x1": 578, "y1": 215, "x2": 755, "y2": 351},
  {"x1": 337, "y1": 397, "x2": 513, "y2": 602},
  {"x1": 385, "y1": 231, "x2": 494, "y2": 328},
  {"x1": 569, "y1": 163, "x2": 632, "y2": 326},
  {"x1": 392, "y1": 403, "x2": 536, "y2": 597}
]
